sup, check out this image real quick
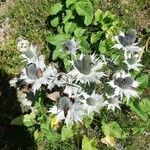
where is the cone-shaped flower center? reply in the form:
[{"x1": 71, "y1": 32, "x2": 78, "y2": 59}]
[
  {"x1": 86, "y1": 98, "x2": 96, "y2": 106},
  {"x1": 114, "y1": 77, "x2": 133, "y2": 89},
  {"x1": 26, "y1": 63, "x2": 43, "y2": 80},
  {"x1": 58, "y1": 96, "x2": 73, "y2": 110},
  {"x1": 127, "y1": 56, "x2": 137, "y2": 65},
  {"x1": 63, "y1": 39, "x2": 77, "y2": 52},
  {"x1": 74, "y1": 55, "x2": 92, "y2": 75},
  {"x1": 118, "y1": 29, "x2": 137, "y2": 47}
]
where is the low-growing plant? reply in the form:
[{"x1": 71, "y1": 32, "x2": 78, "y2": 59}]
[{"x1": 9, "y1": 0, "x2": 149, "y2": 149}]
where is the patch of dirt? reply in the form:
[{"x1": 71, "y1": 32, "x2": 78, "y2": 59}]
[{"x1": 0, "y1": 0, "x2": 14, "y2": 16}]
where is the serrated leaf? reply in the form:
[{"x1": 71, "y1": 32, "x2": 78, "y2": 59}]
[
  {"x1": 64, "y1": 22, "x2": 77, "y2": 34},
  {"x1": 84, "y1": 113, "x2": 94, "y2": 128},
  {"x1": 139, "y1": 99, "x2": 150, "y2": 114},
  {"x1": 94, "y1": 9, "x2": 103, "y2": 25},
  {"x1": 75, "y1": 1, "x2": 93, "y2": 26},
  {"x1": 61, "y1": 125, "x2": 74, "y2": 141},
  {"x1": 129, "y1": 101, "x2": 148, "y2": 121},
  {"x1": 50, "y1": 3, "x2": 63, "y2": 15},
  {"x1": 11, "y1": 112, "x2": 35, "y2": 127},
  {"x1": 99, "y1": 40, "x2": 107, "y2": 53},
  {"x1": 52, "y1": 47, "x2": 62, "y2": 60},
  {"x1": 74, "y1": 28, "x2": 85, "y2": 38},
  {"x1": 63, "y1": 10, "x2": 74, "y2": 24},
  {"x1": 47, "y1": 33, "x2": 70, "y2": 45},
  {"x1": 137, "y1": 74, "x2": 149, "y2": 89},
  {"x1": 91, "y1": 32, "x2": 102, "y2": 44},
  {"x1": 51, "y1": 17, "x2": 59, "y2": 27},
  {"x1": 66, "y1": 0, "x2": 78, "y2": 8},
  {"x1": 102, "y1": 121, "x2": 126, "y2": 139},
  {"x1": 80, "y1": 38, "x2": 91, "y2": 53},
  {"x1": 82, "y1": 136, "x2": 97, "y2": 150}
]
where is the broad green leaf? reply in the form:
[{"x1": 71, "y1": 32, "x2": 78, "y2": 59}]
[
  {"x1": 102, "y1": 121, "x2": 126, "y2": 139},
  {"x1": 51, "y1": 17, "x2": 59, "y2": 27},
  {"x1": 80, "y1": 38, "x2": 91, "y2": 53},
  {"x1": 94, "y1": 9, "x2": 103, "y2": 25},
  {"x1": 61, "y1": 125, "x2": 74, "y2": 141},
  {"x1": 52, "y1": 46, "x2": 62, "y2": 60},
  {"x1": 74, "y1": 28, "x2": 85, "y2": 38},
  {"x1": 66, "y1": 0, "x2": 78, "y2": 8},
  {"x1": 75, "y1": 1, "x2": 93, "y2": 26},
  {"x1": 90, "y1": 32, "x2": 102, "y2": 44},
  {"x1": 137, "y1": 74, "x2": 149, "y2": 89},
  {"x1": 11, "y1": 112, "x2": 35, "y2": 127},
  {"x1": 64, "y1": 22, "x2": 77, "y2": 34},
  {"x1": 139, "y1": 99, "x2": 150, "y2": 114},
  {"x1": 63, "y1": 10, "x2": 74, "y2": 24},
  {"x1": 99, "y1": 40, "x2": 107, "y2": 54},
  {"x1": 47, "y1": 33, "x2": 70, "y2": 45},
  {"x1": 129, "y1": 101, "x2": 148, "y2": 121},
  {"x1": 82, "y1": 136, "x2": 97, "y2": 150},
  {"x1": 50, "y1": 3, "x2": 63, "y2": 15}
]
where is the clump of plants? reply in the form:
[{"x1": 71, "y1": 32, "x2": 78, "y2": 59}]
[{"x1": 9, "y1": 0, "x2": 149, "y2": 149}]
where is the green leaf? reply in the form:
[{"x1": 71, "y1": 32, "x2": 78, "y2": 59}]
[
  {"x1": 11, "y1": 112, "x2": 35, "y2": 127},
  {"x1": 52, "y1": 46, "x2": 62, "y2": 60},
  {"x1": 139, "y1": 99, "x2": 150, "y2": 114},
  {"x1": 99, "y1": 40, "x2": 107, "y2": 54},
  {"x1": 102, "y1": 121, "x2": 126, "y2": 139},
  {"x1": 51, "y1": 17, "x2": 59, "y2": 27},
  {"x1": 50, "y1": 3, "x2": 63, "y2": 15},
  {"x1": 90, "y1": 32, "x2": 102, "y2": 44},
  {"x1": 66, "y1": 0, "x2": 78, "y2": 8},
  {"x1": 75, "y1": 1, "x2": 93, "y2": 26},
  {"x1": 80, "y1": 38, "x2": 91, "y2": 53},
  {"x1": 84, "y1": 113, "x2": 94, "y2": 128},
  {"x1": 82, "y1": 136, "x2": 97, "y2": 150},
  {"x1": 94, "y1": 9, "x2": 103, "y2": 25},
  {"x1": 74, "y1": 28, "x2": 85, "y2": 38},
  {"x1": 129, "y1": 101, "x2": 148, "y2": 121},
  {"x1": 47, "y1": 33, "x2": 70, "y2": 46},
  {"x1": 137, "y1": 74, "x2": 149, "y2": 89},
  {"x1": 63, "y1": 10, "x2": 74, "y2": 24},
  {"x1": 61, "y1": 125, "x2": 74, "y2": 141},
  {"x1": 64, "y1": 22, "x2": 77, "y2": 34}
]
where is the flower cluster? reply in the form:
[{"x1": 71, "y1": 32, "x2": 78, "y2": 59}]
[{"x1": 10, "y1": 29, "x2": 143, "y2": 126}]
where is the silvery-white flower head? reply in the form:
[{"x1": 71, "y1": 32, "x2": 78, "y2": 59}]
[
  {"x1": 21, "y1": 44, "x2": 38, "y2": 64},
  {"x1": 104, "y1": 95, "x2": 121, "y2": 111},
  {"x1": 64, "y1": 84, "x2": 83, "y2": 99},
  {"x1": 47, "y1": 72, "x2": 73, "y2": 90},
  {"x1": 63, "y1": 38, "x2": 79, "y2": 54},
  {"x1": 49, "y1": 96, "x2": 85, "y2": 126},
  {"x1": 68, "y1": 53, "x2": 105, "y2": 84},
  {"x1": 124, "y1": 53, "x2": 143, "y2": 71},
  {"x1": 112, "y1": 29, "x2": 142, "y2": 53},
  {"x1": 108, "y1": 71, "x2": 139, "y2": 100},
  {"x1": 20, "y1": 55, "x2": 56, "y2": 93},
  {"x1": 17, "y1": 37, "x2": 30, "y2": 52},
  {"x1": 80, "y1": 91, "x2": 104, "y2": 116}
]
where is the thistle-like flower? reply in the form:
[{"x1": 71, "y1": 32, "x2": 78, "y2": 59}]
[
  {"x1": 104, "y1": 95, "x2": 121, "y2": 111},
  {"x1": 63, "y1": 38, "x2": 79, "y2": 54},
  {"x1": 64, "y1": 84, "x2": 83, "y2": 98},
  {"x1": 124, "y1": 53, "x2": 143, "y2": 71},
  {"x1": 17, "y1": 37, "x2": 30, "y2": 52},
  {"x1": 108, "y1": 71, "x2": 139, "y2": 100},
  {"x1": 68, "y1": 53, "x2": 105, "y2": 84},
  {"x1": 21, "y1": 44, "x2": 38, "y2": 63},
  {"x1": 80, "y1": 91, "x2": 104, "y2": 116},
  {"x1": 113, "y1": 29, "x2": 142, "y2": 53},
  {"x1": 20, "y1": 55, "x2": 57, "y2": 93},
  {"x1": 49, "y1": 96, "x2": 85, "y2": 126}
]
